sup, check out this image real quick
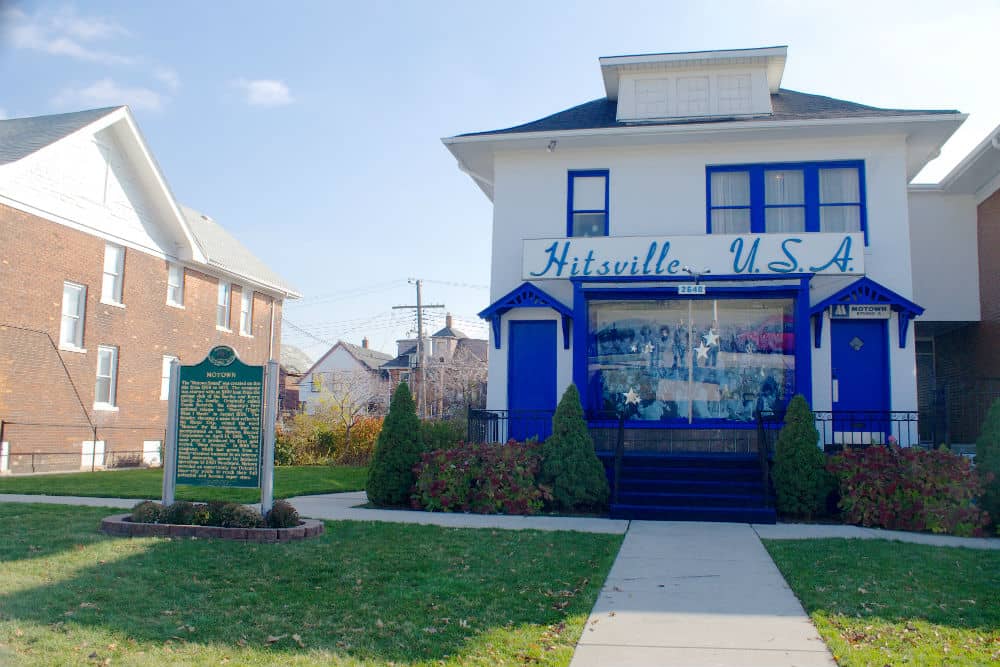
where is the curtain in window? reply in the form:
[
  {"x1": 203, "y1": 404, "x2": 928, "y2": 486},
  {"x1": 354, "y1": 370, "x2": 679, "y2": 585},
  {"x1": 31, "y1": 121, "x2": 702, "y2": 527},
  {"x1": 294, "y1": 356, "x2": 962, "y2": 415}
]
[
  {"x1": 820, "y1": 168, "x2": 861, "y2": 232},
  {"x1": 764, "y1": 170, "x2": 805, "y2": 233},
  {"x1": 710, "y1": 171, "x2": 750, "y2": 233}
]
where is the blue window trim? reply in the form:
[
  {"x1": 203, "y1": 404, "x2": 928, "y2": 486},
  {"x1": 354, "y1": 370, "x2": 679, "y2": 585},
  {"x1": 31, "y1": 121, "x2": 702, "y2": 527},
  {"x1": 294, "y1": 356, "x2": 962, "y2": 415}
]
[
  {"x1": 567, "y1": 169, "x2": 610, "y2": 237},
  {"x1": 570, "y1": 275, "x2": 812, "y2": 429},
  {"x1": 706, "y1": 160, "x2": 868, "y2": 245}
]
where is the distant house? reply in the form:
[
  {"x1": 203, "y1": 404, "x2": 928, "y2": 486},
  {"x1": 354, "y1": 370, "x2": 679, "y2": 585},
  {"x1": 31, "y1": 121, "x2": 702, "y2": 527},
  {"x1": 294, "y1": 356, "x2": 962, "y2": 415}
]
[
  {"x1": 0, "y1": 106, "x2": 299, "y2": 474},
  {"x1": 382, "y1": 315, "x2": 488, "y2": 418},
  {"x1": 279, "y1": 344, "x2": 313, "y2": 417},
  {"x1": 297, "y1": 338, "x2": 392, "y2": 415}
]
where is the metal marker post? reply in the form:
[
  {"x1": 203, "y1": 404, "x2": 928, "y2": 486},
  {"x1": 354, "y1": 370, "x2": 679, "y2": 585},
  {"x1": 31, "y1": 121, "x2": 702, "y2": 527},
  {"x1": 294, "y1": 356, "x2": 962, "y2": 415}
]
[
  {"x1": 162, "y1": 359, "x2": 181, "y2": 505},
  {"x1": 260, "y1": 359, "x2": 279, "y2": 515}
]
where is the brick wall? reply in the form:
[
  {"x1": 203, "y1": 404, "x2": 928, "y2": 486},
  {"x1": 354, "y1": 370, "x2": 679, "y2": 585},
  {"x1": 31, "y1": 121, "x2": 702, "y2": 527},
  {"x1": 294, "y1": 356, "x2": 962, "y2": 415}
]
[{"x1": 0, "y1": 204, "x2": 284, "y2": 472}]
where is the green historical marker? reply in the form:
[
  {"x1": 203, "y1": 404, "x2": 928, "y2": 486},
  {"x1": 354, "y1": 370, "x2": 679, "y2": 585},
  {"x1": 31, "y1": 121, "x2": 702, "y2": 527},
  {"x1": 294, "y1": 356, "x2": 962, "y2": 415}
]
[{"x1": 173, "y1": 345, "x2": 264, "y2": 488}]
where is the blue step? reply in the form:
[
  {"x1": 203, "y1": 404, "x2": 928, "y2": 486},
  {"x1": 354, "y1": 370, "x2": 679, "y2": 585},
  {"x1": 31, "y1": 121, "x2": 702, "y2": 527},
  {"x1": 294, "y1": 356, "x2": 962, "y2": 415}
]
[
  {"x1": 617, "y1": 491, "x2": 767, "y2": 508},
  {"x1": 619, "y1": 479, "x2": 764, "y2": 495},
  {"x1": 601, "y1": 451, "x2": 774, "y2": 524},
  {"x1": 611, "y1": 503, "x2": 777, "y2": 524},
  {"x1": 620, "y1": 465, "x2": 761, "y2": 482}
]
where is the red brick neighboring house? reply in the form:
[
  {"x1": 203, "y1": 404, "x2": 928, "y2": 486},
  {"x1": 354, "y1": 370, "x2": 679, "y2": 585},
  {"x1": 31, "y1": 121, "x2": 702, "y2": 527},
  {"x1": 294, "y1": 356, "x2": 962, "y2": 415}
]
[{"x1": 0, "y1": 107, "x2": 300, "y2": 473}]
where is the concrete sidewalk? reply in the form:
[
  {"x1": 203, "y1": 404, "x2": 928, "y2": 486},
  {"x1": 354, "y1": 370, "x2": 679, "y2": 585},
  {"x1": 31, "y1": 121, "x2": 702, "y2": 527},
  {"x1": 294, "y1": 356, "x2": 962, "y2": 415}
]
[
  {"x1": 571, "y1": 521, "x2": 836, "y2": 667},
  {"x1": 287, "y1": 492, "x2": 628, "y2": 533},
  {"x1": 754, "y1": 522, "x2": 1000, "y2": 550}
]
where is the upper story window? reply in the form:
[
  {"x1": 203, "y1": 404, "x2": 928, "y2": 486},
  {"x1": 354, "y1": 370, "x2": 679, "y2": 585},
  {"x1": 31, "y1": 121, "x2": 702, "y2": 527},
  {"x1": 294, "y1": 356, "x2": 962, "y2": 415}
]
[
  {"x1": 101, "y1": 243, "x2": 125, "y2": 305},
  {"x1": 217, "y1": 280, "x2": 231, "y2": 330},
  {"x1": 567, "y1": 170, "x2": 609, "y2": 237},
  {"x1": 240, "y1": 287, "x2": 254, "y2": 336},
  {"x1": 707, "y1": 161, "x2": 866, "y2": 241},
  {"x1": 167, "y1": 263, "x2": 184, "y2": 307},
  {"x1": 60, "y1": 281, "x2": 87, "y2": 350}
]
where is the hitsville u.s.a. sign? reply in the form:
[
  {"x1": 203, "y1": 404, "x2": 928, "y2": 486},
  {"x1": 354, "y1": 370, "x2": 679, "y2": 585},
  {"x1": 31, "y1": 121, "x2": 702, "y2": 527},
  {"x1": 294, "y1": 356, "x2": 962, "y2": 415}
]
[{"x1": 522, "y1": 233, "x2": 865, "y2": 280}]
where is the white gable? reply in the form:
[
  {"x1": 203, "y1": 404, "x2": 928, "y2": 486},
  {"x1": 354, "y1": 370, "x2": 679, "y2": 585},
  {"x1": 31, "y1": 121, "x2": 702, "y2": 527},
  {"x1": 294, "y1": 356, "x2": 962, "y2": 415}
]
[{"x1": 0, "y1": 112, "x2": 193, "y2": 261}]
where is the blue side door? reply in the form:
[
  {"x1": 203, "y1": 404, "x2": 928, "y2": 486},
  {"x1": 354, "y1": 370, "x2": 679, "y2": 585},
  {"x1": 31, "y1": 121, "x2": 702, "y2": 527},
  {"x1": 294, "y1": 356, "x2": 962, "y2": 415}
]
[
  {"x1": 831, "y1": 320, "x2": 889, "y2": 441},
  {"x1": 508, "y1": 320, "x2": 557, "y2": 441}
]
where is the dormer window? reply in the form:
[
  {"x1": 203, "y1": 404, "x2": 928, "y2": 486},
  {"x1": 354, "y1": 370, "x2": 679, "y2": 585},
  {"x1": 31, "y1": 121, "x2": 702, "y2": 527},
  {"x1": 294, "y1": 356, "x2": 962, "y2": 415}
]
[{"x1": 568, "y1": 170, "x2": 609, "y2": 237}]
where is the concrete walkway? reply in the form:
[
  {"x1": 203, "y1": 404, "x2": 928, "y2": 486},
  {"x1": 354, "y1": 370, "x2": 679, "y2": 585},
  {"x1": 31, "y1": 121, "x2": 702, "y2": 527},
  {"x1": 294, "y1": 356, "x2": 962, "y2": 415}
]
[
  {"x1": 571, "y1": 521, "x2": 836, "y2": 667},
  {"x1": 287, "y1": 492, "x2": 629, "y2": 533},
  {"x1": 755, "y1": 521, "x2": 1000, "y2": 550}
]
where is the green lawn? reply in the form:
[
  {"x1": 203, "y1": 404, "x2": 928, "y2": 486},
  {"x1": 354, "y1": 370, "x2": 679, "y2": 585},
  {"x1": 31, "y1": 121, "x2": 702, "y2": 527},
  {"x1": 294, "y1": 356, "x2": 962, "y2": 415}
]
[
  {"x1": 764, "y1": 539, "x2": 1000, "y2": 666},
  {"x1": 0, "y1": 465, "x2": 367, "y2": 503},
  {"x1": 0, "y1": 504, "x2": 621, "y2": 666}
]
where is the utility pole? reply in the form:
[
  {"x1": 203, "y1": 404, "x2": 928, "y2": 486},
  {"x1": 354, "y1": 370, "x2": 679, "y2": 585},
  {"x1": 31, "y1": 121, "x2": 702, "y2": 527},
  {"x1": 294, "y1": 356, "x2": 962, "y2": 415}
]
[{"x1": 392, "y1": 279, "x2": 444, "y2": 419}]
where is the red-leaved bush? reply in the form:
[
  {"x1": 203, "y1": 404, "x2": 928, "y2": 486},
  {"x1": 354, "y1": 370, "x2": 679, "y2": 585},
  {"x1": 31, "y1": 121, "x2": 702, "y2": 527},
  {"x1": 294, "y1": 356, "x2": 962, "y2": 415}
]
[
  {"x1": 827, "y1": 446, "x2": 992, "y2": 537},
  {"x1": 411, "y1": 440, "x2": 549, "y2": 515}
]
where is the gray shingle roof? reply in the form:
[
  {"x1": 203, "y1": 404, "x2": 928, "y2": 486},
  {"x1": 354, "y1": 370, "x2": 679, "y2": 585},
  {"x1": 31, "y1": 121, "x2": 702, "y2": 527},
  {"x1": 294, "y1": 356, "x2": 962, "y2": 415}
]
[
  {"x1": 339, "y1": 341, "x2": 393, "y2": 371},
  {"x1": 181, "y1": 205, "x2": 300, "y2": 296},
  {"x1": 457, "y1": 89, "x2": 960, "y2": 138},
  {"x1": 430, "y1": 325, "x2": 467, "y2": 339},
  {"x1": 381, "y1": 345, "x2": 416, "y2": 370},
  {"x1": 0, "y1": 107, "x2": 121, "y2": 165}
]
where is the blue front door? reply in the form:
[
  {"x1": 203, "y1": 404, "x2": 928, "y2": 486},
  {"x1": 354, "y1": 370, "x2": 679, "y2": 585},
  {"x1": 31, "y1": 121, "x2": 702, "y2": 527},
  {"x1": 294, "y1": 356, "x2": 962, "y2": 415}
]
[
  {"x1": 508, "y1": 320, "x2": 557, "y2": 441},
  {"x1": 831, "y1": 319, "x2": 889, "y2": 413}
]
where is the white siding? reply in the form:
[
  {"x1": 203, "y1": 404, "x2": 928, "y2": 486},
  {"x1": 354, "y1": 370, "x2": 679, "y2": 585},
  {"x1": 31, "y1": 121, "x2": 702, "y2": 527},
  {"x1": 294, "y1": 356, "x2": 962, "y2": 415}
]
[{"x1": 907, "y1": 190, "x2": 981, "y2": 321}]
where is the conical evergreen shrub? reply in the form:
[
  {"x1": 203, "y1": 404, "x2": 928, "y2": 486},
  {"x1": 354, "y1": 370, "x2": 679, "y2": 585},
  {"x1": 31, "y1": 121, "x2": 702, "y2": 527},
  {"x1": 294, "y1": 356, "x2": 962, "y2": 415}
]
[
  {"x1": 976, "y1": 399, "x2": 1000, "y2": 526},
  {"x1": 366, "y1": 382, "x2": 423, "y2": 506},
  {"x1": 772, "y1": 394, "x2": 831, "y2": 519},
  {"x1": 538, "y1": 384, "x2": 609, "y2": 511}
]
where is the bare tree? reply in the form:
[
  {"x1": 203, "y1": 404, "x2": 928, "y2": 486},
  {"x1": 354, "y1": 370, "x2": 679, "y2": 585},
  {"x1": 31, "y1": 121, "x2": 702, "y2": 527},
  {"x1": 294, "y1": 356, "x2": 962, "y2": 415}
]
[
  {"x1": 313, "y1": 369, "x2": 390, "y2": 448},
  {"x1": 426, "y1": 347, "x2": 487, "y2": 418}
]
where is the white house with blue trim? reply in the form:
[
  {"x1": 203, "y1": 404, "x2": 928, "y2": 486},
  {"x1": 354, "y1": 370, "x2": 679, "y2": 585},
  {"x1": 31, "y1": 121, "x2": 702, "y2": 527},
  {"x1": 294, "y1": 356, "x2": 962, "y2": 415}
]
[{"x1": 444, "y1": 47, "x2": 968, "y2": 521}]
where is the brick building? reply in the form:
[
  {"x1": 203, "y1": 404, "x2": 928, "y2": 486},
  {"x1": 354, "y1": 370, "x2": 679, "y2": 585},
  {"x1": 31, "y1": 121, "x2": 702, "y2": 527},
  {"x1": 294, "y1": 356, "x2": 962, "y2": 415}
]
[{"x1": 0, "y1": 107, "x2": 299, "y2": 473}]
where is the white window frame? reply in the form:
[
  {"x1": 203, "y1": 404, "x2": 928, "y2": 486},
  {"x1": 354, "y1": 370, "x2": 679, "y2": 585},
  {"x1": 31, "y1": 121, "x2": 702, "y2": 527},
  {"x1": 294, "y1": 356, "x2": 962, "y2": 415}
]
[
  {"x1": 217, "y1": 280, "x2": 231, "y2": 331},
  {"x1": 101, "y1": 243, "x2": 125, "y2": 306},
  {"x1": 60, "y1": 281, "x2": 87, "y2": 351},
  {"x1": 167, "y1": 263, "x2": 184, "y2": 308},
  {"x1": 239, "y1": 287, "x2": 254, "y2": 336},
  {"x1": 94, "y1": 345, "x2": 119, "y2": 410},
  {"x1": 160, "y1": 355, "x2": 179, "y2": 400}
]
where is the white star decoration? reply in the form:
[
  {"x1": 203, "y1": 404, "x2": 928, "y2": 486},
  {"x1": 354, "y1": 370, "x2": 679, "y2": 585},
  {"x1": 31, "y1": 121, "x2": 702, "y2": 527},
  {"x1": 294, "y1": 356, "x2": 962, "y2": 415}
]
[
  {"x1": 624, "y1": 388, "x2": 640, "y2": 406},
  {"x1": 630, "y1": 344, "x2": 638, "y2": 353},
  {"x1": 642, "y1": 342, "x2": 654, "y2": 354},
  {"x1": 694, "y1": 343, "x2": 711, "y2": 360},
  {"x1": 703, "y1": 330, "x2": 720, "y2": 347}
]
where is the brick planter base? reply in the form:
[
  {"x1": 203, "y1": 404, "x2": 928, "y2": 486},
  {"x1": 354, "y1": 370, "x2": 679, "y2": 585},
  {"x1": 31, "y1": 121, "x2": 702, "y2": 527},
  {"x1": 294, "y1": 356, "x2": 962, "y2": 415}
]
[{"x1": 100, "y1": 514, "x2": 324, "y2": 542}]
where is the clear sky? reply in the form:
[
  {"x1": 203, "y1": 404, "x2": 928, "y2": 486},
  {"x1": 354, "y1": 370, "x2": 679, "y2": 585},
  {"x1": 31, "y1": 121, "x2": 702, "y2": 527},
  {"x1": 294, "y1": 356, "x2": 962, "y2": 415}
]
[{"x1": 2, "y1": 0, "x2": 998, "y2": 363}]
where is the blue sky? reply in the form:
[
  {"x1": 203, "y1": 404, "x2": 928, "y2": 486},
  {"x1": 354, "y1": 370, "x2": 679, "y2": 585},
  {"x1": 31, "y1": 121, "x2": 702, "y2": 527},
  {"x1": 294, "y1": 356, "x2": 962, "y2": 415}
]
[{"x1": 2, "y1": 1, "x2": 998, "y2": 362}]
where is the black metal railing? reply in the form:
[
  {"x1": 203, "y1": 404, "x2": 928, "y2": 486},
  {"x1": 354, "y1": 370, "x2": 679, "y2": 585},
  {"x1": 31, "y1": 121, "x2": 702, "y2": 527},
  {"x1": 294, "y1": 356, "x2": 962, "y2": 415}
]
[
  {"x1": 469, "y1": 408, "x2": 924, "y2": 449},
  {"x1": 466, "y1": 409, "x2": 554, "y2": 444},
  {"x1": 812, "y1": 411, "x2": 920, "y2": 451}
]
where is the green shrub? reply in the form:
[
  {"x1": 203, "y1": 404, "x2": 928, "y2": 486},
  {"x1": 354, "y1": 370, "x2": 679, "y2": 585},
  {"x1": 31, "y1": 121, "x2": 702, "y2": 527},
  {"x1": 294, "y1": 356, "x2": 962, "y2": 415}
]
[
  {"x1": 130, "y1": 501, "x2": 163, "y2": 524},
  {"x1": 976, "y1": 399, "x2": 1000, "y2": 526},
  {"x1": 771, "y1": 394, "x2": 831, "y2": 519},
  {"x1": 162, "y1": 501, "x2": 197, "y2": 525},
  {"x1": 222, "y1": 504, "x2": 265, "y2": 528},
  {"x1": 538, "y1": 384, "x2": 609, "y2": 512},
  {"x1": 265, "y1": 500, "x2": 300, "y2": 528},
  {"x1": 412, "y1": 440, "x2": 547, "y2": 514},
  {"x1": 275, "y1": 412, "x2": 383, "y2": 466},
  {"x1": 420, "y1": 419, "x2": 465, "y2": 451},
  {"x1": 828, "y1": 445, "x2": 991, "y2": 536},
  {"x1": 191, "y1": 504, "x2": 212, "y2": 526},
  {"x1": 274, "y1": 431, "x2": 296, "y2": 466},
  {"x1": 366, "y1": 382, "x2": 423, "y2": 506}
]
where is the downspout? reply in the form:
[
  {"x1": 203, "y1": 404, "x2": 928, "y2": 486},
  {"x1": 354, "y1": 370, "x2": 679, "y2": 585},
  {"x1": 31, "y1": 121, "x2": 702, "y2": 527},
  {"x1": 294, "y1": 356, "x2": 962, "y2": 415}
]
[{"x1": 268, "y1": 298, "x2": 277, "y2": 362}]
